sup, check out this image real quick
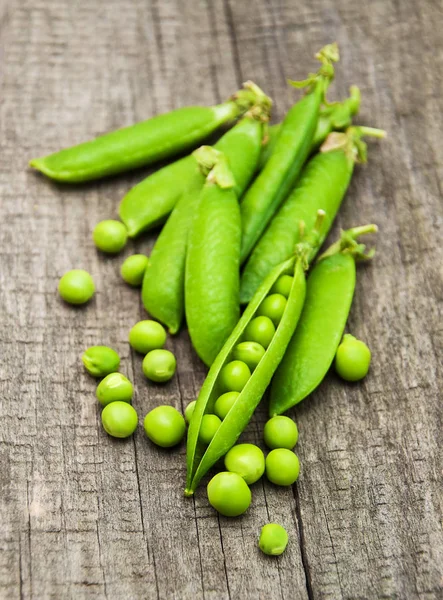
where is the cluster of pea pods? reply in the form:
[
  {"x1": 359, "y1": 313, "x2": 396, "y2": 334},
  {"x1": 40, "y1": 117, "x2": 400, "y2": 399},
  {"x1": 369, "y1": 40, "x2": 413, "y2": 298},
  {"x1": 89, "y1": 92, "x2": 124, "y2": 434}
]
[{"x1": 32, "y1": 43, "x2": 383, "y2": 541}]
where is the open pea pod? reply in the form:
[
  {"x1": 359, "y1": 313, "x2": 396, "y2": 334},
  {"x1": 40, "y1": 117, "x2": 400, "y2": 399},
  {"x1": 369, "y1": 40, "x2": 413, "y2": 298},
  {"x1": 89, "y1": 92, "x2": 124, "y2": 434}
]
[{"x1": 185, "y1": 255, "x2": 306, "y2": 495}]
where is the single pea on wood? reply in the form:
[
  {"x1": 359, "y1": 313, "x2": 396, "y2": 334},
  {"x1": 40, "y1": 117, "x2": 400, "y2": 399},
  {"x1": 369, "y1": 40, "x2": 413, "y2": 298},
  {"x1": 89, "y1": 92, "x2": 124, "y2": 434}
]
[
  {"x1": 120, "y1": 254, "x2": 149, "y2": 287},
  {"x1": 96, "y1": 373, "x2": 133, "y2": 406},
  {"x1": 142, "y1": 349, "x2": 176, "y2": 383},
  {"x1": 335, "y1": 334, "x2": 371, "y2": 381},
  {"x1": 259, "y1": 524, "x2": 289, "y2": 556},
  {"x1": 144, "y1": 406, "x2": 186, "y2": 448},
  {"x1": 82, "y1": 346, "x2": 120, "y2": 377},
  {"x1": 129, "y1": 320, "x2": 167, "y2": 354},
  {"x1": 58, "y1": 269, "x2": 95, "y2": 305},
  {"x1": 101, "y1": 402, "x2": 138, "y2": 438},
  {"x1": 207, "y1": 472, "x2": 252, "y2": 517},
  {"x1": 93, "y1": 220, "x2": 128, "y2": 254}
]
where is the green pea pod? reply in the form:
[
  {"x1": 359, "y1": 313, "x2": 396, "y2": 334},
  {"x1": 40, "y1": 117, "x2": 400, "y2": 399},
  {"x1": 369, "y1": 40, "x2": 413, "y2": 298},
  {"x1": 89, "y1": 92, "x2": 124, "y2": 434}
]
[
  {"x1": 269, "y1": 225, "x2": 378, "y2": 416},
  {"x1": 142, "y1": 99, "x2": 271, "y2": 334},
  {"x1": 185, "y1": 256, "x2": 306, "y2": 495},
  {"x1": 120, "y1": 155, "x2": 202, "y2": 237},
  {"x1": 120, "y1": 82, "x2": 269, "y2": 238},
  {"x1": 185, "y1": 150, "x2": 242, "y2": 366},
  {"x1": 258, "y1": 86, "x2": 361, "y2": 170},
  {"x1": 240, "y1": 126, "x2": 386, "y2": 303},
  {"x1": 240, "y1": 43, "x2": 339, "y2": 263},
  {"x1": 29, "y1": 84, "x2": 263, "y2": 183}
]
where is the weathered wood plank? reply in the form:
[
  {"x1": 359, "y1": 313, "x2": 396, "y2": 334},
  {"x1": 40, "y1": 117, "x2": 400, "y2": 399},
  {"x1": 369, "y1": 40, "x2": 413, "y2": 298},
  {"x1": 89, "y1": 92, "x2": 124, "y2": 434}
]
[{"x1": 0, "y1": 0, "x2": 442, "y2": 598}]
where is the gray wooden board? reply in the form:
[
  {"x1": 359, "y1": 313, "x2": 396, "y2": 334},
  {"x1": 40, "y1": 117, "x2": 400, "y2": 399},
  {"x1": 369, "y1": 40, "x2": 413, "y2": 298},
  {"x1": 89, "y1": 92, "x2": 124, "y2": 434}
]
[{"x1": 0, "y1": 0, "x2": 442, "y2": 598}]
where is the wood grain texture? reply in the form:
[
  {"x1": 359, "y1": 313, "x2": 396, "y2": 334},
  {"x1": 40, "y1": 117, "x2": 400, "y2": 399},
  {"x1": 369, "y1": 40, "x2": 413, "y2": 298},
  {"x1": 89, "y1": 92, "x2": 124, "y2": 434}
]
[{"x1": 0, "y1": 0, "x2": 442, "y2": 599}]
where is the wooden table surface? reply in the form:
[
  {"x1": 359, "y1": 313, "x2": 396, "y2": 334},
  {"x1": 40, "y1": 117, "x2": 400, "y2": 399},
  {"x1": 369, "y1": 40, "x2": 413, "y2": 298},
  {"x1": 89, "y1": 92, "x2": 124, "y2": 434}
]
[{"x1": 1, "y1": 1, "x2": 442, "y2": 598}]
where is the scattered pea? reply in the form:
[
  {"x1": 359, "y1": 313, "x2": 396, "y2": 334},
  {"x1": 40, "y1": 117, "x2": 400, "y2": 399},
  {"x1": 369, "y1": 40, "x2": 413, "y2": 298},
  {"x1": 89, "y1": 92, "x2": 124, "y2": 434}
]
[
  {"x1": 219, "y1": 360, "x2": 251, "y2": 393},
  {"x1": 224, "y1": 443, "x2": 265, "y2": 484},
  {"x1": 96, "y1": 373, "x2": 133, "y2": 406},
  {"x1": 214, "y1": 391, "x2": 239, "y2": 420},
  {"x1": 264, "y1": 416, "x2": 298, "y2": 450},
  {"x1": 335, "y1": 334, "x2": 371, "y2": 381},
  {"x1": 142, "y1": 349, "x2": 176, "y2": 383},
  {"x1": 144, "y1": 405, "x2": 186, "y2": 447},
  {"x1": 257, "y1": 294, "x2": 287, "y2": 326},
  {"x1": 243, "y1": 316, "x2": 275, "y2": 349},
  {"x1": 185, "y1": 400, "x2": 197, "y2": 424},
  {"x1": 207, "y1": 471, "x2": 251, "y2": 517},
  {"x1": 82, "y1": 345, "x2": 120, "y2": 377},
  {"x1": 270, "y1": 275, "x2": 293, "y2": 298},
  {"x1": 265, "y1": 449, "x2": 300, "y2": 486},
  {"x1": 232, "y1": 341, "x2": 266, "y2": 371},
  {"x1": 129, "y1": 320, "x2": 167, "y2": 354},
  {"x1": 101, "y1": 401, "x2": 138, "y2": 438},
  {"x1": 93, "y1": 220, "x2": 128, "y2": 254},
  {"x1": 120, "y1": 254, "x2": 149, "y2": 287},
  {"x1": 58, "y1": 269, "x2": 95, "y2": 305},
  {"x1": 259, "y1": 523, "x2": 288, "y2": 556},
  {"x1": 199, "y1": 414, "x2": 222, "y2": 445}
]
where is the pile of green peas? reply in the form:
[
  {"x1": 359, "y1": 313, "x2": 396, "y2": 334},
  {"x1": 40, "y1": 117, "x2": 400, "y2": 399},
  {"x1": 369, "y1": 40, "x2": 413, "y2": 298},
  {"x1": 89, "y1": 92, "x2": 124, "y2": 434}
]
[{"x1": 196, "y1": 274, "x2": 292, "y2": 448}]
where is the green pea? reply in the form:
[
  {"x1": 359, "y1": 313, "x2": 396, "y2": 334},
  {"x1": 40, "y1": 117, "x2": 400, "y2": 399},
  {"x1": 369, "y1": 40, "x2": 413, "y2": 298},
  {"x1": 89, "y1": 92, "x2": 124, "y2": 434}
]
[
  {"x1": 199, "y1": 414, "x2": 221, "y2": 445},
  {"x1": 263, "y1": 416, "x2": 298, "y2": 450},
  {"x1": 257, "y1": 294, "x2": 287, "y2": 326},
  {"x1": 335, "y1": 334, "x2": 371, "y2": 381},
  {"x1": 243, "y1": 316, "x2": 275, "y2": 349},
  {"x1": 58, "y1": 269, "x2": 95, "y2": 305},
  {"x1": 184, "y1": 400, "x2": 197, "y2": 424},
  {"x1": 207, "y1": 471, "x2": 251, "y2": 517},
  {"x1": 265, "y1": 449, "x2": 300, "y2": 486},
  {"x1": 142, "y1": 349, "x2": 176, "y2": 383},
  {"x1": 232, "y1": 341, "x2": 266, "y2": 372},
  {"x1": 93, "y1": 220, "x2": 128, "y2": 254},
  {"x1": 214, "y1": 391, "x2": 239, "y2": 420},
  {"x1": 82, "y1": 346, "x2": 120, "y2": 377},
  {"x1": 101, "y1": 401, "x2": 138, "y2": 438},
  {"x1": 259, "y1": 523, "x2": 289, "y2": 556},
  {"x1": 144, "y1": 405, "x2": 186, "y2": 447},
  {"x1": 219, "y1": 360, "x2": 251, "y2": 393},
  {"x1": 120, "y1": 254, "x2": 149, "y2": 287},
  {"x1": 224, "y1": 443, "x2": 265, "y2": 484},
  {"x1": 129, "y1": 320, "x2": 167, "y2": 354},
  {"x1": 96, "y1": 373, "x2": 133, "y2": 407},
  {"x1": 270, "y1": 275, "x2": 293, "y2": 298}
]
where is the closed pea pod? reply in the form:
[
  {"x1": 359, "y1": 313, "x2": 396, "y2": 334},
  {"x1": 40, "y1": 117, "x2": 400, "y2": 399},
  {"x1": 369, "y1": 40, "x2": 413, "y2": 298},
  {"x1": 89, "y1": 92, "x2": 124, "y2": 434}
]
[
  {"x1": 240, "y1": 126, "x2": 386, "y2": 303},
  {"x1": 258, "y1": 85, "x2": 361, "y2": 170},
  {"x1": 269, "y1": 225, "x2": 378, "y2": 416},
  {"x1": 142, "y1": 90, "x2": 271, "y2": 334},
  {"x1": 30, "y1": 84, "x2": 262, "y2": 183},
  {"x1": 240, "y1": 43, "x2": 339, "y2": 262},
  {"x1": 185, "y1": 138, "x2": 267, "y2": 366},
  {"x1": 119, "y1": 82, "x2": 267, "y2": 238}
]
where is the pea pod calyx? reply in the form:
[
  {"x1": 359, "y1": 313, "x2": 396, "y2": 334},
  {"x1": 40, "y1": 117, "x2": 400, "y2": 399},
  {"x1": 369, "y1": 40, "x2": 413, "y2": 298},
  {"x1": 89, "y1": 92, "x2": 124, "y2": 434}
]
[
  {"x1": 321, "y1": 126, "x2": 387, "y2": 163},
  {"x1": 192, "y1": 146, "x2": 235, "y2": 189}
]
